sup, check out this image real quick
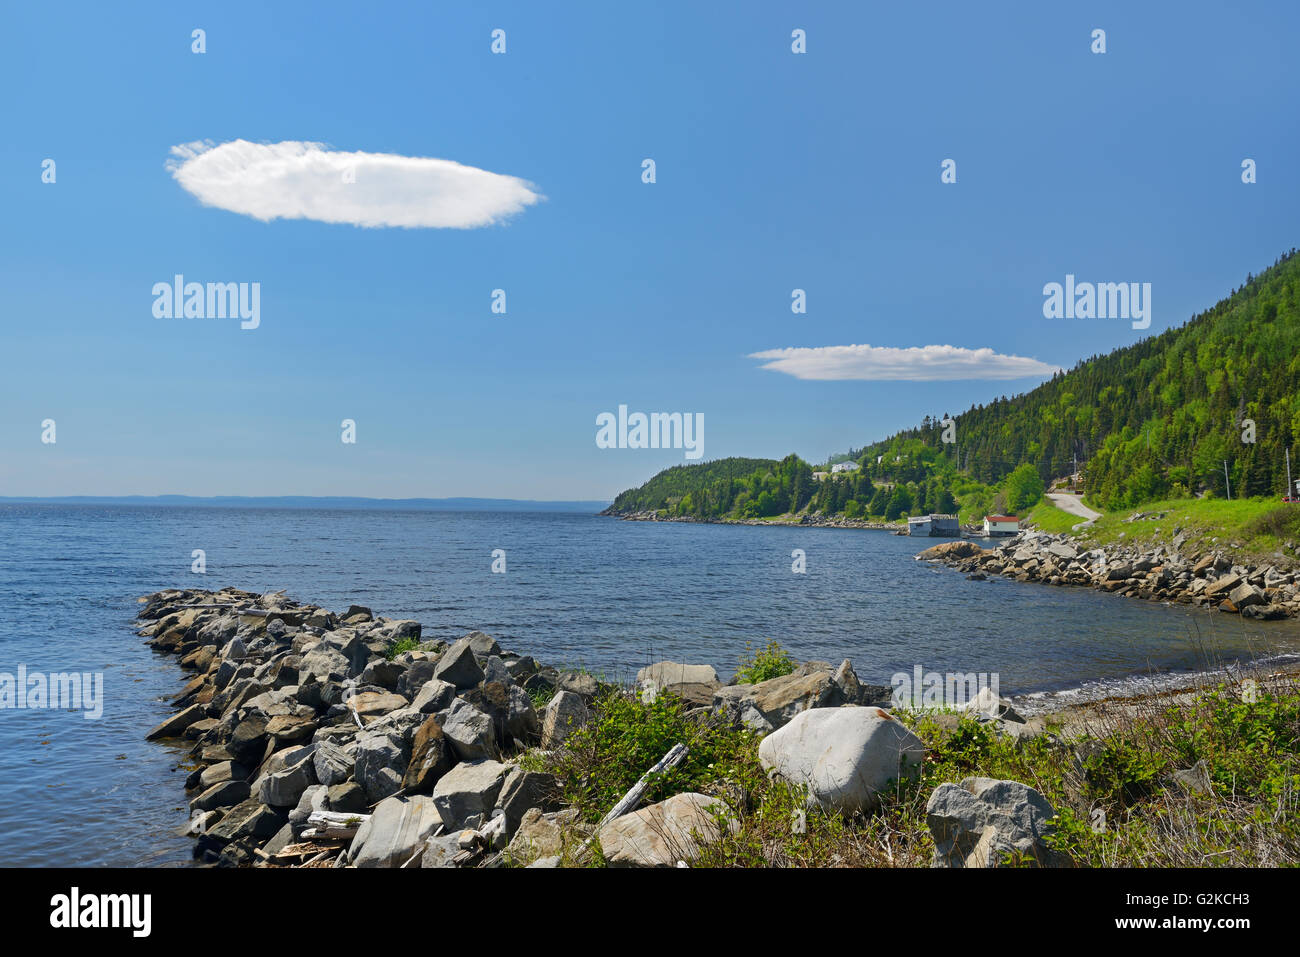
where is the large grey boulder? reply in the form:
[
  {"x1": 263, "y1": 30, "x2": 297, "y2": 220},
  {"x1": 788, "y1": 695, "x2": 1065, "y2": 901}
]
[
  {"x1": 189, "y1": 780, "x2": 250, "y2": 813},
  {"x1": 411, "y1": 678, "x2": 457, "y2": 715},
  {"x1": 317, "y1": 632, "x2": 371, "y2": 676},
  {"x1": 758, "y1": 706, "x2": 924, "y2": 813},
  {"x1": 299, "y1": 646, "x2": 352, "y2": 684},
  {"x1": 541, "y1": 690, "x2": 589, "y2": 749},
  {"x1": 227, "y1": 714, "x2": 271, "y2": 763},
  {"x1": 345, "y1": 690, "x2": 409, "y2": 721},
  {"x1": 363, "y1": 705, "x2": 426, "y2": 744},
  {"x1": 715, "y1": 670, "x2": 845, "y2": 733},
  {"x1": 402, "y1": 716, "x2": 454, "y2": 793},
  {"x1": 199, "y1": 760, "x2": 249, "y2": 790},
  {"x1": 353, "y1": 730, "x2": 410, "y2": 803},
  {"x1": 328, "y1": 781, "x2": 369, "y2": 813},
  {"x1": 556, "y1": 671, "x2": 599, "y2": 701},
  {"x1": 396, "y1": 660, "x2": 439, "y2": 700},
  {"x1": 205, "y1": 797, "x2": 285, "y2": 844},
  {"x1": 257, "y1": 751, "x2": 318, "y2": 807},
  {"x1": 1227, "y1": 581, "x2": 1265, "y2": 609},
  {"x1": 637, "y1": 662, "x2": 719, "y2": 708},
  {"x1": 349, "y1": 795, "x2": 442, "y2": 868},
  {"x1": 357, "y1": 658, "x2": 405, "y2": 691},
  {"x1": 1205, "y1": 573, "x2": 1242, "y2": 598},
  {"x1": 431, "y1": 759, "x2": 509, "y2": 830},
  {"x1": 495, "y1": 767, "x2": 560, "y2": 835},
  {"x1": 439, "y1": 698, "x2": 499, "y2": 761},
  {"x1": 253, "y1": 742, "x2": 316, "y2": 780},
  {"x1": 504, "y1": 684, "x2": 540, "y2": 743},
  {"x1": 483, "y1": 655, "x2": 515, "y2": 686},
  {"x1": 146, "y1": 703, "x2": 208, "y2": 741},
  {"x1": 506, "y1": 807, "x2": 581, "y2": 865},
  {"x1": 313, "y1": 740, "x2": 355, "y2": 787},
  {"x1": 433, "y1": 638, "x2": 485, "y2": 689},
  {"x1": 505, "y1": 656, "x2": 538, "y2": 681},
  {"x1": 213, "y1": 658, "x2": 240, "y2": 692},
  {"x1": 598, "y1": 793, "x2": 735, "y2": 867},
  {"x1": 421, "y1": 830, "x2": 471, "y2": 868},
  {"x1": 374, "y1": 619, "x2": 421, "y2": 644},
  {"x1": 926, "y1": 776, "x2": 1071, "y2": 868},
  {"x1": 461, "y1": 631, "x2": 501, "y2": 658}
]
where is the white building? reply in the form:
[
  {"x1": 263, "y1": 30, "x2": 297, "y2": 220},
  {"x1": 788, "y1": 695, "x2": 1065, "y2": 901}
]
[{"x1": 983, "y1": 515, "x2": 1020, "y2": 536}]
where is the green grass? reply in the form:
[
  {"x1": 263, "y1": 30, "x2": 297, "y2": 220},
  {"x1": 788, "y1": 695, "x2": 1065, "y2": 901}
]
[
  {"x1": 522, "y1": 689, "x2": 758, "y2": 824},
  {"x1": 734, "y1": 640, "x2": 796, "y2": 685},
  {"x1": 1075, "y1": 496, "x2": 1300, "y2": 566},
  {"x1": 384, "y1": 637, "x2": 421, "y2": 660},
  {"x1": 711, "y1": 671, "x2": 1300, "y2": 867},
  {"x1": 1025, "y1": 500, "x2": 1087, "y2": 534},
  {"x1": 519, "y1": 669, "x2": 1300, "y2": 867}
]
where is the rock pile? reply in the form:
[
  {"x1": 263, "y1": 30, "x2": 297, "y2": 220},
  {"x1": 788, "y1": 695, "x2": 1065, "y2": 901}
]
[
  {"x1": 918, "y1": 531, "x2": 1298, "y2": 619},
  {"x1": 139, "y1": 587, "x2": 583, "y2": 868},
  {"x1": 140, "y1": 586, "x2": 1069, "y2": 869}
]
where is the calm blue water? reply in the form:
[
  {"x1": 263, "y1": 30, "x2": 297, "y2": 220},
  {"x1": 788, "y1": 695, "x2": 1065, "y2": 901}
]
[{"x1": 3, "y1": 503, "x2": 1300, "y2": 866}]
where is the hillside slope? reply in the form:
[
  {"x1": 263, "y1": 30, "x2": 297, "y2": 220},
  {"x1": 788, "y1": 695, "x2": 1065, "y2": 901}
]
[
  {"x1": 850, "y1": 249, "x2": 1300, "y2": 508},
  {"x1": 606, "y1": 248, "x2": 1300, "y2": 520},
  {"x1": 603, "y1": 457, "x2": 778, "y2": 515}
]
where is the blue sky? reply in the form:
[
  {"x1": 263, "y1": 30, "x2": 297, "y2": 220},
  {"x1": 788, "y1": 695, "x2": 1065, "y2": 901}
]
[{"x1": 2, "y1": 1, "x2": 1297, "y2": 500}]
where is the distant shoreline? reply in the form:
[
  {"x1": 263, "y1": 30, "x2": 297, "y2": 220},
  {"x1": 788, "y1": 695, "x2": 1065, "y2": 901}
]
[
  {"x1": 0, "y1": 496, "x2": 609, "y2": 513},
  {"x1": 604, "y1": 510, "x2": 919, "y2": 532}
]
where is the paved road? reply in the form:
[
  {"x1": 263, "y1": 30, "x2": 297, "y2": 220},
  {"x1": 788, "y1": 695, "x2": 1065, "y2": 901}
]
[{"x1": 1045, "y1": 492, "x2": 1102, "y2": 529}]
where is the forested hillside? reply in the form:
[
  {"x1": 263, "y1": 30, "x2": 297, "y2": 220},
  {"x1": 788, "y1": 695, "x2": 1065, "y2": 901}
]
[
  {"x1": 851, "y1": 249, "x2": 1300, "y2": 508},
  {"x1": 606, "y1": 249, "x2": 1300, "y2": 520},
  {"x1": 602, "y1": 458, "x2": 777, "y2": 514}
]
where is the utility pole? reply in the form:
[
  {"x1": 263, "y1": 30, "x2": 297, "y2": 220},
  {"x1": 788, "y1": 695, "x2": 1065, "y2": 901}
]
[
  {"x1": 1223, "y1": 460, "x2": 1232, "y2": 500},
  {"x1": 1287, "y1": 447, "x2": 1294, "y2": 500}
]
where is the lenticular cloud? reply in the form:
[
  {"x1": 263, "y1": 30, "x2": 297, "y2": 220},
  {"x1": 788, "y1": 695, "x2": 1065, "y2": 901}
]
[
  {"x1": 166, "y1": 139, "x2": 541, "y2": 228},
  {"x1": 748, "y1": 344, "x2": 1061, "y2": 381}
]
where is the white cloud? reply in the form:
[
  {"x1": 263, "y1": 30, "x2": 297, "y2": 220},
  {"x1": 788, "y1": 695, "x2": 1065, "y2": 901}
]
[
  {"x1": 166, "y1": 139, "x2": 541, "y2": 228},
  {"x1": 748, "y1": 344, "x2": 1061, "y2": 381}
]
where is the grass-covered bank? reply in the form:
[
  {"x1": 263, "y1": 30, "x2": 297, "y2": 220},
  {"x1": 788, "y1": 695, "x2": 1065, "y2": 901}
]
[
  {"x1": 1026, "y1": 500, "x2": 1088, "y2": 534},
  {"x1": 1072, "y1": 497, "x2": 1300, "y2": 568},
  {"x1": 516, "y1": 657, "x2": 1300, "y2": 867}
]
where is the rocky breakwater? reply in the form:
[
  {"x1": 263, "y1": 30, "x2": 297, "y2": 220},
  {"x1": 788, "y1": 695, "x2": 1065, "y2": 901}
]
[
  {"x1": 140, "y1": 586, "x2": 1072, "y2": 868},
  {"x1": 916, "y1": 532, "x2": 1300, "y2": 620},
  {"x1": 139, "y1": 586, "x2": 601, "y2": 868}
]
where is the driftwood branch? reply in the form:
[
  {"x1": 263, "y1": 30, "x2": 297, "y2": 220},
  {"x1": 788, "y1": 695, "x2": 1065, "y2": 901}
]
[
  {"x1": 595, "y1": 742, "x2": 689, "y2": 832},
  {"x1": 306, "y1": 810, "x2": 370, "y2": 839},
  {"x1": 569, "y1": 743, "x2": 690, "y2": 865}
]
